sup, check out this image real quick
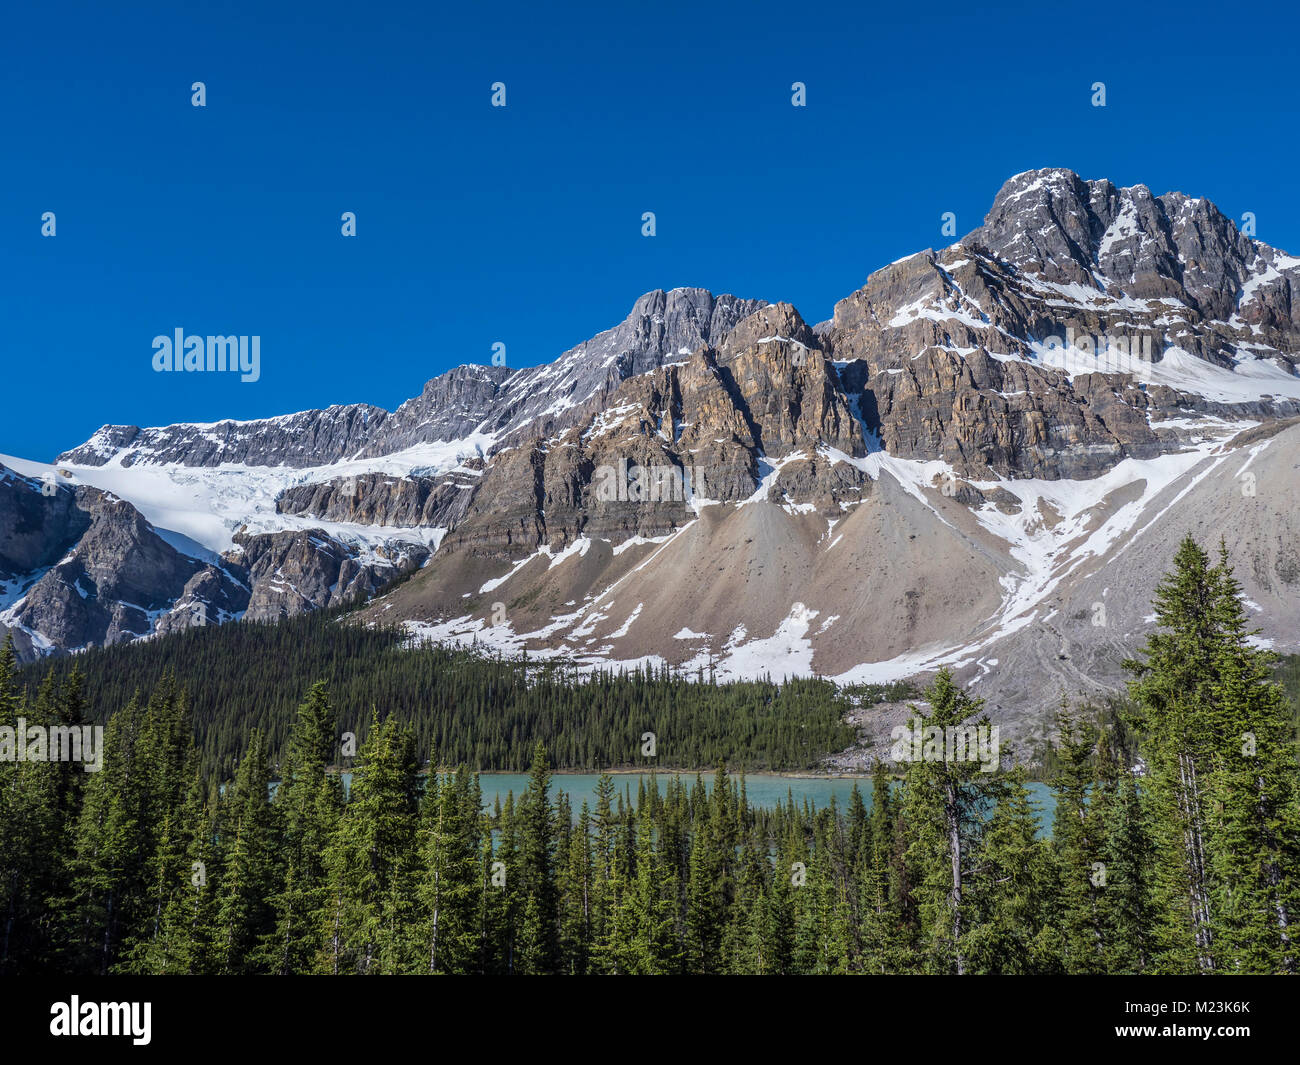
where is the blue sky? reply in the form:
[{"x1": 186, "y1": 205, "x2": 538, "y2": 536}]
[{"x1": 3, "y1": 0, "x2": 1297, "y2": 460}]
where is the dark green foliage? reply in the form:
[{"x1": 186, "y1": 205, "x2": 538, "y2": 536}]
[
  {"x1": 1124, "y1": 535, "x2": 1300, "y2": 973},
  {"x1": 1274, "y1": 653, "x2": 1300, "y2": 739},
  {"x1": 21, "y1": 612, "x2": 857, "y2": 775}
]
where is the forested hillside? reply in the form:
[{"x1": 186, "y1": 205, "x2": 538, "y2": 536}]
[{"x1": 19, "y1": 611, "x2": 857, "y2": 776}]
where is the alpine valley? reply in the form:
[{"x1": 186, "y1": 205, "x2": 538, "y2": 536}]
[{"x1": 5, "y1": 168, "x2": 1300, "y2": 751}]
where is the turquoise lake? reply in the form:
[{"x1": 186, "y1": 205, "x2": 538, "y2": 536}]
[
  {"x1": 482, "y1": 773, "x2": 1055, "y2": 827},
  {"x1": 336, "y1": 771, "x2": 1057, "y2": 831}
]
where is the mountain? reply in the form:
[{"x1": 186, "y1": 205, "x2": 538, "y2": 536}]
[{"x1": 5, "y1": 167, "x2": 1300, "y2": 747}]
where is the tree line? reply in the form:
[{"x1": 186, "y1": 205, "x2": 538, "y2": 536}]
[
  {"x1": 0, "y1": 534, "x2": 1296, "y2": 974},
  {"x1": 22, "y1": 611, "x2": 858, "y2": 777}
]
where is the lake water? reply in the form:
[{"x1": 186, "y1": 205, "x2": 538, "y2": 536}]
[{"x1": 333, "y1": 771, "x2": 1057, "y2": 832}]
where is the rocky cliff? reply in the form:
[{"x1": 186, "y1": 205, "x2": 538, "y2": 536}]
[{"x1": 0, "y1": 462, "x2": 429, "y2": 658}]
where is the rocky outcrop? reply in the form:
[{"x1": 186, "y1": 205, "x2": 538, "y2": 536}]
[
  {"x1": 980, "y1": 170, "x2": 1262, "y2": 330},
  {"x1": 59, "y1": 404, "x2": 390, "y2": 469},
  {"x1": 0, "y1": 462, "x2": 435, "y2": 660},
  {"x1": 0, "y1": 466, "x2": 90, "y2": 577},
  {"x1": 275, "y1": 462, "x2": 484, "y2": 528},
  {"x1": 229, "y1": 529, "x2": 429, "y2": 622},
  {"x1": 819, "y1": 170, "x2": 1300, "y2": 477},
  {"x1": 355, "y1": 366, "x2": 511, "y2": 458},
  {"x1": 0, "y1": 466, "x2": 249, "y2": 655},
  {"x1": 435, "y1": 303, "x2": 872, "y2": 563},
  {"x1": 712, "y1": 303, "x2": 864, "y2": 459},
  {"x1": 60, "y1": 288, "x2": 765, "y2": 471},
  {"x1": 60, "y1": 174, "x2": 1300, "y2": 492}
]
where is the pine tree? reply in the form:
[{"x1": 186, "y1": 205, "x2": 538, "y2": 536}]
[
  {"x1": 119, "y1": 764, "x2": 218, "y2": 974},
  {"x1": 1203, "y1": 543, "x2": 1300, "y2": 972},
  {"x1": 589, "y1": 772, "x2": 617, "y2": 970},
  {"x1": 67, "y1": 692, "x2": 159, "y2": 973},
  {"x1": 559, "y1": 799, "x2": 593, "y2": 974},
  {"x1": 515, "y1": 742, "x2": 560, "y2": 974},
  {"x1": 965, "y1": 768, "x2": 1058, "y2": 974},
  {"x1": 419, "y1": 765, "x2": 482, "y2": 973},
  {"x1": 854, "y1": 760, "x2": 898, "y2": 972},
  {"x1": 1050, "y1": 704, "x2": 1108, "y2": 973},
  {"x1": 475, "y1": 815, "x2": 506, "y2": 975},
  {"x1": 264, "y1": 682, "x2": 343, "y2": 973},
  {"x1": 213, "y1": 729, "x2": 280, "y2": 974},
  {"x1": 318, "y1": 716, "x2": 420, "y2": 974},
  {"x1": 624, "y1": 805, "x2": 680, "y2": 973},
  {"x1": 1100, "y1": 764, "x2": 1155, "y2": 973},
  {"x1": 1125, "y1": 535, "x2": 1232, "y2": 971},
  {"x1": 493, "y1": 791, "x2": 521, "y2": 974},
  {"x1": 0, "y1": 663, "x2": 70, "y2": 972},
  {"x1": 899, "y1": 668, "x2": 1003, "y2": 975},
  {"x1": 684, "y1": 765, "x2": 733, "y2": 973}
]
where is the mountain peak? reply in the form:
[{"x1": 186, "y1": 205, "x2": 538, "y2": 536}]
[{"x1": 969, "y1": 168, "x2": 1269, "y2": 319}]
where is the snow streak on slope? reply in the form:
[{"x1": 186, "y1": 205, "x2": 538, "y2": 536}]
[
  {"x1": 1023, "y1": 341, "x2": 1300, "y2": 403},
  {"x1": 819, "y1": 426, "x2": 1248, "y2": 685}
]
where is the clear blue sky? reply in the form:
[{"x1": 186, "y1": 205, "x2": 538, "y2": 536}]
[{"x1": 3, "y1": 0, "x2": 1297, "y2": 460}]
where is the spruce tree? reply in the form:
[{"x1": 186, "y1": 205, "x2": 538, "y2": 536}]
[
  {"x1": 67, "y1": 694, "x2": 154, "y2": 973},
  {"x1": 318, "y1": 716, "x2": 420, "y2": 974},
  {"x1": 420, "y1": 765, "x2": 482, "y2": 973},
  {"x1": 516, "y1": 742, "x2": 560, "y2": 974},
  {"x1": 213, "y1": 729, "x2": 280, "y2": 974},
  {"x1": 264, "y1": 682, "x2": 343, "y2": 973},
  {"x1": 899, "y1": 668, "x2": 1003, "y2": 975},
  {"x1": 1100, "y1": 764, "x2": 1155, "y2": 973},
  {"x1": 1203, "y1": 543, "x2": 1300, "y2": 972},
  {"x1": 965, "y1": 768, "x2": 1058, "y2": 974},
  {"x1": 1050, "y1": 705, "x2": 1108, "y2": 973},
  {"x1": 1125, "y1": 535, "x2": 1233, "y2": 971}
]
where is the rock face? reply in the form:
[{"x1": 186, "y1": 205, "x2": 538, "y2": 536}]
[
  {"x1": 980, "y1": 171, "x2": 1264, "y2": 331},
  {"x1": 435, "y1": 302, "x2": 873, "y2": 563},
  {"x1": 61, "y1": 289, "x2": 764, "y2": 470},
  {"x1": 0, "y1": 466, "x2": 91, "y2": 576},
  {"x1": 60, "y1": 173, "x2": 1300, "y2": 490},
  {"x1": 0, "y1": 463, "x2": 430, "y2": 660},
  {"x1": 819, "y1": 170, "x2": 1300, "y2": 478},
  {"x1": 276, "y1": 463, "x2": 484, "y2": 528},
  {"x1": 353, "y1": 366, "x2": 510, "y2": 458},
  {"x1": 0, "y1": 465, "x2": 246, "y2": 653},
  {"x1": 59, "y1": 405, "x2": 391, "y2": 469},
  {"x1": 230, "y1": 529, "x2": 429, "y2": 622},
  {"x1": 370, "y1": 418, "x2": 1300, "y2": 757}
]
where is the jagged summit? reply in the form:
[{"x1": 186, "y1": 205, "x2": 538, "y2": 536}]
[
  {"x1": 63, "y1": 169, "x2": 1300, "y2": 475},
  {"x1": 972, "y1": 168, "x2": 1265, "y2": 320}
]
